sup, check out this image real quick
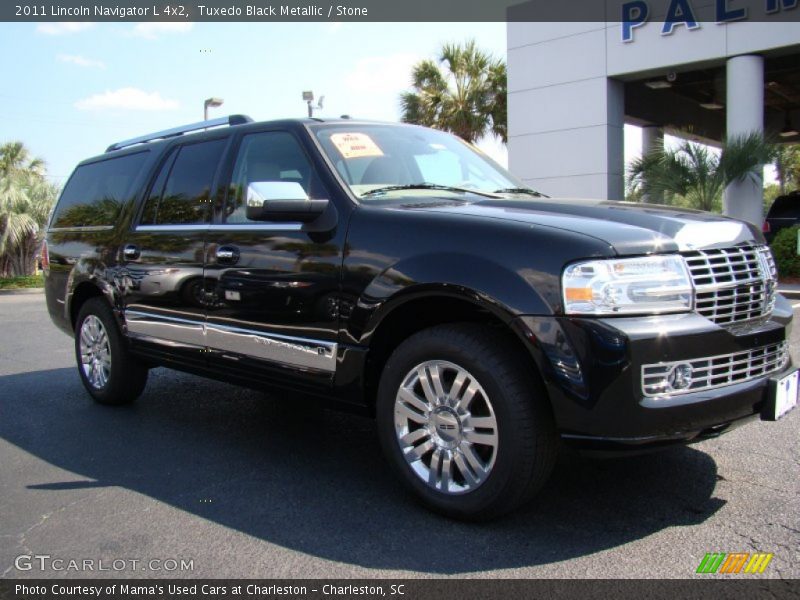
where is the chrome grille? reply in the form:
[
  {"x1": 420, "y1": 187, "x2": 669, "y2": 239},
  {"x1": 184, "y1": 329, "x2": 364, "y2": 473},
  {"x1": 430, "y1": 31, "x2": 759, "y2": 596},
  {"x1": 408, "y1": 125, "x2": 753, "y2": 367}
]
[
  {"x1": 642, "y1": 341, "x2": 789, "y2": 398},
  {"x1": 682, "y1": 245, "x2": 777, "y2": 324}
]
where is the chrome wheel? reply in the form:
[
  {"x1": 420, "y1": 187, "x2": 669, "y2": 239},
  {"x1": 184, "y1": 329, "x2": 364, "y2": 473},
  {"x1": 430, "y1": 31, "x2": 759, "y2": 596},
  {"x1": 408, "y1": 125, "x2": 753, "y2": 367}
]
[
  {"x1": 394, "y1": 360, "x2": 498, "y2": 495},
  {"x1": 79, "y1": 315, "x2": 111, "y2": 390}
]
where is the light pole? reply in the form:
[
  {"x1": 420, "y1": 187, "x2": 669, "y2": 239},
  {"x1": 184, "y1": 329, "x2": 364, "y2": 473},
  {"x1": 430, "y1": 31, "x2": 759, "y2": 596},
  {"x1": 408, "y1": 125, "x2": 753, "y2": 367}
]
[{"x1": 204, "y1": 97, "x2": 224, "y2": 121}]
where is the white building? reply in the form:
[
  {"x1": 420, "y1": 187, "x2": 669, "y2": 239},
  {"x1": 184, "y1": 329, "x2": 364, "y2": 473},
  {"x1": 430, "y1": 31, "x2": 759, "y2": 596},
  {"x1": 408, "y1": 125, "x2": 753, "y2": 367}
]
[{"x1": 507, "y1": 1, "x2": 800, "y2": 224}]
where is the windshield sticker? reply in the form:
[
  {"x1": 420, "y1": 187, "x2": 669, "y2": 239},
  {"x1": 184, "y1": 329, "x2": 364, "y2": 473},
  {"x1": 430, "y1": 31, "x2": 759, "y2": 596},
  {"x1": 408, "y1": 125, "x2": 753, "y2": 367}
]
[{"x1": 330, "y1": 133, "x2": 384, "y2": 159}]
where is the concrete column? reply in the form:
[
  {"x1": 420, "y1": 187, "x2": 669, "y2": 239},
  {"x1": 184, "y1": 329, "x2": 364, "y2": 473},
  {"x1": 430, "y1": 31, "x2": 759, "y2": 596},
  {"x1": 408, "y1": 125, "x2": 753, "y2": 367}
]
[
  {"x1": 641, "y1": 126, "x2": 664, "y2": 156},
  {"x1": 640, "y1": 126, "x2": 664, "y2": 203},
  {"x1": 723, "y1": 55, "x2": 764, "y2": 225},
  {"x1": 508, "y1": 77, "x2": 625, "y2": 200},
  {"x1": 607, "y1": 78, "x2": 626, "y2": 200},
  {"x1": 507, "y1": 25, "x2": 623, "y2": 200}
]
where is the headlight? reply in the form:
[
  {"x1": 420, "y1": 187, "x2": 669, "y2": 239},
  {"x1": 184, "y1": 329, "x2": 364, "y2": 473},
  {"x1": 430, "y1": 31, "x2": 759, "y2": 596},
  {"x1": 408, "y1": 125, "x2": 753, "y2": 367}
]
[{"x1": 562, "y1": 255, "x2": 692, "y2": 315}]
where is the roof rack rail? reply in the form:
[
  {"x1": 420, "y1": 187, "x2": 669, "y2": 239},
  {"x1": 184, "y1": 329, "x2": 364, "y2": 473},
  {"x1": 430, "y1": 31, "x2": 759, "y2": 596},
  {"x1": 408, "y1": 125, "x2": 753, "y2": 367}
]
[{"x1": 105, "y1": 114, "x2": 253, "y2": 152}]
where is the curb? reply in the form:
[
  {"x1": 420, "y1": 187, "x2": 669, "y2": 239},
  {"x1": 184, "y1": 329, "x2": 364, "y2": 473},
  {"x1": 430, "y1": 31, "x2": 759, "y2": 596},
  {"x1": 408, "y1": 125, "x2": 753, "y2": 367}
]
[{"x1": 0, "y1": 288, "x2": 44, "y2": 296}]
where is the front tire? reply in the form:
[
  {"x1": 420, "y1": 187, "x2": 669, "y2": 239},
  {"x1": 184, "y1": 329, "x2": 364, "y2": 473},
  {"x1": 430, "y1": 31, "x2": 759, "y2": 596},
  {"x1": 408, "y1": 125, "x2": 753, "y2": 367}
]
[
  {"x1": 376, "y1": 324, "x2": 557, "y2": 520},
  {"x1": 75, "y1": 297, "x2": 148, "y2": 405}
]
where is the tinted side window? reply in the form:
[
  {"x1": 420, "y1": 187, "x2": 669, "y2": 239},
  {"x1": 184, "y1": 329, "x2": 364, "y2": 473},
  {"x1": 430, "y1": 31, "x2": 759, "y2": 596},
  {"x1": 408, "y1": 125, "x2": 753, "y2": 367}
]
[
  {"x1": 140, "y1": 149, "x2": 177, "y2": 225},
  {"x1": 141, "y1": 139, "x2": 226, "y2": 225},
  {"x1": 51, "y1": 152, "x2": 148, "y2": 228},
  {"x1": 226, "y1": 132, "x2": 325, "y2": 224}
]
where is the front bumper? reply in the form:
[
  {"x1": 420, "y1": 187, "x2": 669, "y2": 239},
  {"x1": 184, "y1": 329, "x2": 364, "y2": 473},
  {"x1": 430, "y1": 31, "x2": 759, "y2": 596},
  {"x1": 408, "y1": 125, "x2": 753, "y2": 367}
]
[{"x1": 513, "y1": 294, "x2": 794, "y2": 452}]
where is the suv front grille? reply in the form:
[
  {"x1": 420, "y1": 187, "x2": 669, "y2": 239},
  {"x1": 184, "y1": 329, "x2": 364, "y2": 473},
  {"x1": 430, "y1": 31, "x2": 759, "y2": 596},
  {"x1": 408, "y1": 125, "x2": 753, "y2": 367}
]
[
  {"x1": 682, "y1": 245, "x2": 777, "y2": 325},
  {"x1": 642, "y1": 341, "x2": 789, "y2": 398}
]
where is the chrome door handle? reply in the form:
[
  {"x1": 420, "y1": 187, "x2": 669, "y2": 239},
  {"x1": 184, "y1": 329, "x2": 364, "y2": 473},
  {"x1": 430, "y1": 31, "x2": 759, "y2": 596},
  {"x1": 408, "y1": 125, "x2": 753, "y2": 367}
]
[
  {"x1": 123, "y1": 244, "x2": 140, "y2": 260},
  {"x1": 215, "y1": 246, "x2": 240, "y2": 265}
]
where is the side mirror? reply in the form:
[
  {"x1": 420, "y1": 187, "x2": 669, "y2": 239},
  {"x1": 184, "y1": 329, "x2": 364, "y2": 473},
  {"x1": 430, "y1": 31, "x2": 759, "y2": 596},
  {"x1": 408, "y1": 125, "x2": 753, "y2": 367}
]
[{"x1": 246, "y1": 181, "x2": 329, "y2": 223}]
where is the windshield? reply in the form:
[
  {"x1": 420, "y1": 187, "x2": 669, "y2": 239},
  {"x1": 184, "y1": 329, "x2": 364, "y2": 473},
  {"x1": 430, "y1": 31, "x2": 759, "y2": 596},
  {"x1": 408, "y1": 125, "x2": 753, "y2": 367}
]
[{"x1": 311, "y1": 123, "x2": 533, "y2": 201}]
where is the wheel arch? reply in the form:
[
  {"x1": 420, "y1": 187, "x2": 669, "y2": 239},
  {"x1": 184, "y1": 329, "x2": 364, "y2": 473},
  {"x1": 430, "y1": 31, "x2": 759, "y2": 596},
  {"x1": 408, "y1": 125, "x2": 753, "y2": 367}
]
[
  {"x1": 67, "y1": 278, "x2": 117, "y2": 332},
  {"x1": 362, "y1": 288, "x2": 551, "y2": 412}
]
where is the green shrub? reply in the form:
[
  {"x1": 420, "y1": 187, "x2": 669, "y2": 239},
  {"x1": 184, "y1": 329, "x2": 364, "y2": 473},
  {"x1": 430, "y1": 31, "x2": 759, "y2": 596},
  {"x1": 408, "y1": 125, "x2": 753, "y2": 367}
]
[
  {"x1": 770, "y1": 225, "x2": 800, "y2": 279},
  {"x1": 0, "y1": 274, "x2": 43, "y2": 289}
]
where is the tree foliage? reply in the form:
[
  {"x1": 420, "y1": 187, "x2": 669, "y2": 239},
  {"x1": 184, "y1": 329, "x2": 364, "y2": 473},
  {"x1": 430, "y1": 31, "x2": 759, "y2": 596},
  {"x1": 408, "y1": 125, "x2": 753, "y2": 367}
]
[
  {"x1": 0, "y1": 141, "x2": 59, "y2": 276},
  {"x1": 627, "y1": 133, "x2": 777, "y2": 212},
  {"x1": 400, "y1": 40, "x2": 507, "y2": 144},
  {"x1": 775, "y1": 144, "x2": 800, "y2": 195}
]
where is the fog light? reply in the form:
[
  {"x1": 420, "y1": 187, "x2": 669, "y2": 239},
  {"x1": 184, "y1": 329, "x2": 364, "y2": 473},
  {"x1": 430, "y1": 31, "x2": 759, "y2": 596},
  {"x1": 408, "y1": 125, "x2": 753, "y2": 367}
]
[{"x1": 667, "y1": 363, "x2": 693, "y2": 391}]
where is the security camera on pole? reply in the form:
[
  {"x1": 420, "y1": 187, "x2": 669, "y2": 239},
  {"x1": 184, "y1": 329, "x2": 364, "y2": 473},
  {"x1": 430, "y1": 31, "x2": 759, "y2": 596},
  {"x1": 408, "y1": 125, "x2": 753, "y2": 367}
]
[{"x1": 303, "y1": 91, "x2": 325, "y2": 117}]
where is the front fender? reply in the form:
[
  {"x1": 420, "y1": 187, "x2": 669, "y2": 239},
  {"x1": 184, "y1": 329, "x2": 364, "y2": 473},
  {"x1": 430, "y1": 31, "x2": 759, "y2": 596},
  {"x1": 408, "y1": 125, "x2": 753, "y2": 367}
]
[{"x1": 349, "y1": 252, "x2": 554, "y2": 345}]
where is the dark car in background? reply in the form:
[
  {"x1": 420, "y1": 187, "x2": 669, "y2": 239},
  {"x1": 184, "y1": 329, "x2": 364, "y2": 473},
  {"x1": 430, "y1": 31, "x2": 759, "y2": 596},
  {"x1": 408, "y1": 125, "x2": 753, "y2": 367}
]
[
  {"x1": 43, "y1": 116, "x2": 797, "y2": 520},
  {"x1": 764, "y1": 190, "x2": 800, "y2": 243}
]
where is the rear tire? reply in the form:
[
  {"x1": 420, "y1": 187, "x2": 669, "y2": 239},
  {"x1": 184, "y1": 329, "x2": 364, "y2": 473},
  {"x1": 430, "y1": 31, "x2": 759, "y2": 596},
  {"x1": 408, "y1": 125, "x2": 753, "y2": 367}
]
[
  {"x1": 376, "y1": 323, "x2": 558, "y2": 521},
  {"x1": 74, "y1": 297, "x2": 148, "y2": 405}
]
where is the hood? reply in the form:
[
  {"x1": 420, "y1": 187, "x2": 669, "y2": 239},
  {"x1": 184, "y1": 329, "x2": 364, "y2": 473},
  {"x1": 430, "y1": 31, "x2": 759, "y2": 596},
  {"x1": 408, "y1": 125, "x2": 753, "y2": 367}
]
[{"x1": 399, "y1": 197, "x2": 764, "y2": 255}]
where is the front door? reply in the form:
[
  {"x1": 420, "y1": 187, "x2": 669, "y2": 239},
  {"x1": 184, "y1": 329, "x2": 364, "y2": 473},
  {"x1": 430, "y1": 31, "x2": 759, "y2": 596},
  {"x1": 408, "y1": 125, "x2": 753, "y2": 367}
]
[{"x1": 203, "y1": 129, "x2": 345, "y2": 389}]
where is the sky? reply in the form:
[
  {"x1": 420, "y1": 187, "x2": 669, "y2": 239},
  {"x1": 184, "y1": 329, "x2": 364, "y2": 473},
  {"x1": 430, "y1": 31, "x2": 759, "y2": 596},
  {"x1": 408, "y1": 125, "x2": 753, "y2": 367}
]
[{"x1": 0, "y1": 21, "x2": 645, "y2": 187}]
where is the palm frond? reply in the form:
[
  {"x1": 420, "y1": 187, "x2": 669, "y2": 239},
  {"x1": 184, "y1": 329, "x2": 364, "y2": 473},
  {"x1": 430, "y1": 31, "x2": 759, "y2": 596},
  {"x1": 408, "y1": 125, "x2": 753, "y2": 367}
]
[
  {"x1": 719, "y1": 132, "x2": 777, "y2": 186},
  {"x1": 627, "y1": 132, "x2": 777, "y2": 213},
  {"x1": 0, "y1": 141, "x2": 46, "y2": 178},
  {"x1": 628, "y1": 144, "x2": 695, "y2": 199}
]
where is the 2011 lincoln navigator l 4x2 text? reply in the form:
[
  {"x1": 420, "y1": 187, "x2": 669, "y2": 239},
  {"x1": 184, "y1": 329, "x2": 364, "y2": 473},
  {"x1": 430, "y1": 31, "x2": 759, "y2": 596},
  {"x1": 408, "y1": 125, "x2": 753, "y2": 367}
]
[{"x1": 44, "y1": 115, "x2": 797, "y2": 519}]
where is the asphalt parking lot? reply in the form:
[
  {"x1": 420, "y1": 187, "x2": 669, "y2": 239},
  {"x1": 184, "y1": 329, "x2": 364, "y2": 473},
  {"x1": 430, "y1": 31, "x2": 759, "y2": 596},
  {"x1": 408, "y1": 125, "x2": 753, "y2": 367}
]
[{"x1": 1, "y1": 292, "x2": 798, "y2": 579}]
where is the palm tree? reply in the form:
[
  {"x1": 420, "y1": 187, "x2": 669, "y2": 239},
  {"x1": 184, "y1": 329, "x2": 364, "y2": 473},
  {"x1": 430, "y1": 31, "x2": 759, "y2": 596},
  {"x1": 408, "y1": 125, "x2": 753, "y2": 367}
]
[
  {"x1": 627, "y1": 133, "x2": 776, "y2": 212},
  {"x1": 0, "y1": 141, "x2": 45, "y2": 178},
  {"x1": 0, "y1": 142, "x2": 58, "y2": 276},
  {"x1": 400, "y1": 40, "x2": 507, "y2": 144},
  {"x1": 0, "y1": 175, "x2": 56, "y2": 276}
]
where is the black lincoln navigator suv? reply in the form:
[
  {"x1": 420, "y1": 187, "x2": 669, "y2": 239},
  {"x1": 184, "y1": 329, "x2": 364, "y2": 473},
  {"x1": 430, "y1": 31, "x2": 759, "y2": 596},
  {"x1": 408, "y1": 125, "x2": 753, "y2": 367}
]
[{"x1": 44, "y1": 115, "x2": 797, "y2": 519}]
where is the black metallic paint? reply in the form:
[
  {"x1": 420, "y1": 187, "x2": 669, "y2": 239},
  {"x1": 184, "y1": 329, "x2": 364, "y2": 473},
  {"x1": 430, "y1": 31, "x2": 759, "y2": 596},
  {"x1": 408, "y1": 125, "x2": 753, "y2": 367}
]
[{"x1": 44, "y1": 118, "x2": 793, "y2": 449}]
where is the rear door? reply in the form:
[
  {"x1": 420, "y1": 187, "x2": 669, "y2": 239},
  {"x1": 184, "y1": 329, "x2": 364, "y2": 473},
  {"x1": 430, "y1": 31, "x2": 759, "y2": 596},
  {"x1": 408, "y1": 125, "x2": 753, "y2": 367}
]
[
  {"x1": 203, "y1": 128, "x2": 345, "y2": 389},
  {"x1": 121, "y1": 136, "x2": 229, "y2": 365}
]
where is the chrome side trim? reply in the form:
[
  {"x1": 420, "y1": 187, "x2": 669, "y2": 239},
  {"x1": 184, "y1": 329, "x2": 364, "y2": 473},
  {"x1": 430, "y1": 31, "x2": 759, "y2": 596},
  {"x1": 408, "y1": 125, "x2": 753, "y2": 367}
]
[
  {"x1": 209, "y1": 223, "x2": 304, "y2": 231},
  {"x1": 134, "y1": 224, "x2": 304, "y2": 232},
  {"x1": 126, "y1": 333, "x2": 207, "y2": 352},
  {"x1": 124, "y1": 310, "x2": 336, "y2": 372},
  {"x1": 48, "y1": 225, "x2": 115, "y2": 233},
  {"x1": 135, "y1": 224, "x2": 209, "y2": 232},
  {"x1": 205, "y1": 322, "x2": 336, "y2": 372},
  {"x1": 125, "y1": 310, "x2": 205, "y2": 348}
]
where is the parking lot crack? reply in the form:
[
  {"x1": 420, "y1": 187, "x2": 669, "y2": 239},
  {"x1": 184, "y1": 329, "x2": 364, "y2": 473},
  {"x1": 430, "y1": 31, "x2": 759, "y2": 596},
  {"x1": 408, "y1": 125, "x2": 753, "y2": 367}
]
[
  {"x1": 778, "y1": 524, "x2": 800, "y2": 536},
  {"x1": 0, "y1": 488, "x2": 111, "y2": 578},
  {"x1": 718, "y1": 475, "x2": 795, "y2": 495}
]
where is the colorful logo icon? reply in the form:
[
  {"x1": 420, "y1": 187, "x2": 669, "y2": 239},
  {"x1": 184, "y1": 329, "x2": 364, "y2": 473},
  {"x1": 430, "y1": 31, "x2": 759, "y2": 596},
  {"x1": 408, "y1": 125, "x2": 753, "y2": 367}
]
[{"x1": 696, "y1": 552, "x2": 773, "y2": 574}]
